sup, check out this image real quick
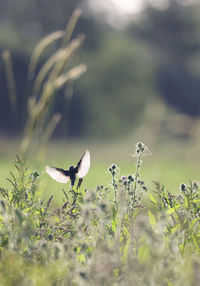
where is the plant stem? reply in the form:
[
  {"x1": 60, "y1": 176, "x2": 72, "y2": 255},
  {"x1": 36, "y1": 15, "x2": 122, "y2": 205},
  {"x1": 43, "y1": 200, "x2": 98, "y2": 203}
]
[{"x1": 132, "y1": 152, "x2": 142, "y2": 209}]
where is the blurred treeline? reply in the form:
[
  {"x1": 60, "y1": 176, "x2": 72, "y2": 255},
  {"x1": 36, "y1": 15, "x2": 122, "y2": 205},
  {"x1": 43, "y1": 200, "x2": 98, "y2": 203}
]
[{"x1": 1, "y1": 0, "x2": 200, "y2": 139}]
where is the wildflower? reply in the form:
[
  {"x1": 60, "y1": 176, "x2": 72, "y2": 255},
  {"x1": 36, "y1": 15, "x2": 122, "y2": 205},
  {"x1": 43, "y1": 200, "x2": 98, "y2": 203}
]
[
  {"x1": 132, "y1": 142, "x2": 151, "y2": 157},
  {"x1": 193, "y1": 182, "x2": 198, "y2": 189},
  {"x1": 123, "y1": 180, "x2": 128, "y2": 186},
  {"x1": 100, "y1": 203, "x2": 107, "y2": 211},
  {"x1": 180, "y1": 183, "x2": 186, "y2": 192},
  {"x1": 128, "y1": 174, "x2": 134, "y2": 182},
  {"x1": 142, "y1": 186, "x2": 147, "y2": 191},
  {"x1": 136, "y1": 142, "x2": 145, "y2": 153},
  {"x1": 121, "y1": 176, "x2": 127, "y2": 181},
  {"x1": 112, "y1": 164, "x2": 117, "y2": 170}
]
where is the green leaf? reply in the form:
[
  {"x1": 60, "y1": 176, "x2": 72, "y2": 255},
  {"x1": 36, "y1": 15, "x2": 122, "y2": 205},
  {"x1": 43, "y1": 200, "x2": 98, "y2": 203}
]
[
  {"x1": 111, "y1": 217, "x2": 118, "y2": 235},
  {"x1": 166, "y1": 204, "x2": 180, "y2": 215},
  {"x1": 148, "y1": 211, "x2": 156, "y2": 228},
  {"x1": 149, "y1": 193, "x2": 157, "y2": 206},
  {"x1": 184, "y1": 197, "x2": 189, "y2": 209},
  {"x1": 121, "y1": 237, "x2": 130, "y2": 261},
  {"x1": 77, "y1": 253, "x2": 86, "y2": 263},
  {"x1": 138, "y1": 244, "x2": 150, "y2": 264},
  {"x1": 113, "y1": 268, "x2": 119, "y2": 277}
]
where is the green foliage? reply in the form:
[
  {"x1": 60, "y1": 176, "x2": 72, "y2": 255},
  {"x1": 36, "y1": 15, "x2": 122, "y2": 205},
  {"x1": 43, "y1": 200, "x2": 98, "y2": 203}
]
[
  {"x1": 0, "y1": 0, "x2": 82, "y2": 53},
  {"x1": 1, "y1": 143, "x2": 200, "y2": 285},
  {"x1": 81, "y1": 32, "x2": 156, "y2": 137},
  {"x1": 130, "y1": 0, "x2": 200, "y2": 117},
  {"x1": 3, "y1": 1, "x2": 200, "y2": 140}
]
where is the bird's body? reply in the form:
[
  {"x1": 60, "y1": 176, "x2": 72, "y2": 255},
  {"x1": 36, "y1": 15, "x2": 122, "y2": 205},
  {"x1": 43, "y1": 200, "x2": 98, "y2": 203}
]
[
  {"x1": 45, "y1": 150, "x2": 90, "y2": 187},
  {"x1": 68, "y1": 166, "x2": 76, "y2": 187}
]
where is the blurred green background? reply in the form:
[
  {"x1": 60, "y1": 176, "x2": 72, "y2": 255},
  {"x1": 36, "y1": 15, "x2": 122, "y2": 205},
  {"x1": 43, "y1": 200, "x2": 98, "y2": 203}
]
[{"x1": 1, "y1": 0, "x2": 200, "y2": 201}]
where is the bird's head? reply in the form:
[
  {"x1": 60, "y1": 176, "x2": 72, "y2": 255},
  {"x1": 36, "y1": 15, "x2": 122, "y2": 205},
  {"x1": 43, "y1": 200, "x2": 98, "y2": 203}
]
[{"x1": 69, "y1": 166, "x2": 74, "y2": 172}]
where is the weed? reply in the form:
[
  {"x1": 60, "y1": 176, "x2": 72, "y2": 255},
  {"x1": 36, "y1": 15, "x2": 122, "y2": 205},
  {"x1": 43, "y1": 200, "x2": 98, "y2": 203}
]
[{"x1": 0, "y1": 143, "x2": 200, "y2": 285}]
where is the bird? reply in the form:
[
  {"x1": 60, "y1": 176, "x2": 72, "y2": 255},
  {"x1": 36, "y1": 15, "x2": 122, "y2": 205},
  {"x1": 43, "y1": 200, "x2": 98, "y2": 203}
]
[{"x1": 45, "y1": 150, "x2": 90, "y2": 188}]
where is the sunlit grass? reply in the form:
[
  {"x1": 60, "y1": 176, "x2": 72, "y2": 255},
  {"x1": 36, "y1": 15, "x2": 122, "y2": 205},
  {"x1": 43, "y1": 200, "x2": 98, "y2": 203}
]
[
  {"x1": 0, "y1": 137, "x2": 199, "y2": 205},
  {"x1": 1, "y1": 140, "x2": 200, "y2": 285}
]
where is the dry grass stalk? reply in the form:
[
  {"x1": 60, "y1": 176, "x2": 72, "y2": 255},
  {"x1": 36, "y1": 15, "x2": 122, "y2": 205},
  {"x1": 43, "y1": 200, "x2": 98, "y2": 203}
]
[
  {"x1": 55, "y1": 64, "x2": 87, "y2": 89},
  {"x1": 28, "y1": 30, "x2": 64, "y2": 79},
  {"x1": 62, "y1": 9, "x2": 82, "y2": 46},
  {"x1": 2, "y1": 50, "x2": 17, "y2": 119},
  {"x1": 20, "y1": 10, "x2": 86, "y2": 157}
]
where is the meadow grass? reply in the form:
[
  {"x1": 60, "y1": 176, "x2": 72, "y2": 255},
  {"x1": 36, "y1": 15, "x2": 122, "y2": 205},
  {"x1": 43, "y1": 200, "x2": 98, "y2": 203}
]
[
  {"x1": 0, "y1": 137, "x2": 199, "y2": 205},
  {"x1": 2, "y1": 10, "x2": 200, "y2": 285},
  {"x1": 1, "y1": 140, "x2": 200, "y2": 285}
]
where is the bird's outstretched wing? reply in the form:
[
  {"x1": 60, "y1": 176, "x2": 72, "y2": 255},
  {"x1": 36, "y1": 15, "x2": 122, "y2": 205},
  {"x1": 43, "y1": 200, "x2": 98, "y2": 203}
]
[
  {"x1": 75, "y1": 150, "x2": 90, "y2": 178},
  {"x1": 45, "y1": 166, "x2": 69, "y2": 183}
]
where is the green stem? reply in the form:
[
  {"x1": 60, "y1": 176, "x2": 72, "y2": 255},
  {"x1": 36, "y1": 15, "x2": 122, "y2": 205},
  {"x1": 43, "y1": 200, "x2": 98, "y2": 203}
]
[
  {"x1": 113, "y1": 175, "x2": 117, "y2": 210},
  {"x1": 132, "y1": 152, "x2": 142, "y2": 209}
]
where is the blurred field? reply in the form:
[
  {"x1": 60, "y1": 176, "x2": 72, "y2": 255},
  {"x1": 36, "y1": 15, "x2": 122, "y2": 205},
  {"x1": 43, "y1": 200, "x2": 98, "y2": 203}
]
[{"x1": 0, "y1": 136, "x2": 199, "y2": 205}]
